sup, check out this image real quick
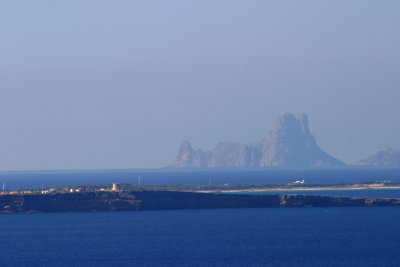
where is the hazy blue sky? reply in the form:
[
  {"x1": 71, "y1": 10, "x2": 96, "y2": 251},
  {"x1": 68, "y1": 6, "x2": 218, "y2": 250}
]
[{"x1": 1, "y1": 1, "x2": 399, "y2": 170}]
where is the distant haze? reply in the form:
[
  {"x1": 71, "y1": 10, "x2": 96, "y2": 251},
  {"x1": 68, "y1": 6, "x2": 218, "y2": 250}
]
[{"x1": 1, "y1": 1, "x2": 399, "y2": 170}]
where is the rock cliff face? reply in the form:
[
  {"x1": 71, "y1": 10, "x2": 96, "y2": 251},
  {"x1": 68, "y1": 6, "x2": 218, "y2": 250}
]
[
  {"x1": 171, "y1": 113, "x2": 344, "y2": 168},
  {"x1": 0, "y1": 192, "x2": 141, "y2": 213},
  {"x1": 356, "y1": 148, "x2": 400, "y2": 166},
  {"x1": 2, "y1": 191, "x2": 400, "y2": 214}
]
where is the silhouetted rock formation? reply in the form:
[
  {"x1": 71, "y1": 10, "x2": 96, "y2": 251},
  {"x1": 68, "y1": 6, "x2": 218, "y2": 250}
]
[
  {"x1": 171, "y1": 113, "x2": 344, "y2": 168},
  {"x1": 171, "y1": 141, "x2": 207, "y2": 168},
  {"x1": 258, "y1": 113, "x2": 344, "y2": 167},
  {"x1": 356, "y1": 148, "x2": 400, "y2": 166}
]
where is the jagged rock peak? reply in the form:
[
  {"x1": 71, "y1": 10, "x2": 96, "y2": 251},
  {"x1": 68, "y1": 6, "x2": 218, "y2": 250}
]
[
  {"x1": 273, "y1": 113, "x2": 310, "y2": 135},
  {"x1": 356, "y1": 147, "x2": 400, "y2": 166},
  {"x1": 171, "y1": 141, "x2": 206, "y2": 168},
  {"x1": 259, "y1": 113, "x2": 344, "y2": 167},
  {"x1": 169, "y1": 113, "x2": 345, "y2": 168},
  {"x1": 179, "y1": 140, "x2": 193, "y2": 152}
]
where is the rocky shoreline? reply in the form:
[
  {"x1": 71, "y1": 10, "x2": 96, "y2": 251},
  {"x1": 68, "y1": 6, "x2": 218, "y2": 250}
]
[{"x1": 2, "y1": 190, "x2": 400, "y2": 214}]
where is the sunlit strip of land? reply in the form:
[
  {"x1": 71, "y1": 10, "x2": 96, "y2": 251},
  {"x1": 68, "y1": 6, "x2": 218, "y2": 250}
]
[
  {"x1": 198, "y1": 183, "x2": 400, "y2": 193},
  {"x1": 2, "y1": 181, "x2": 400, "y2": 195}
]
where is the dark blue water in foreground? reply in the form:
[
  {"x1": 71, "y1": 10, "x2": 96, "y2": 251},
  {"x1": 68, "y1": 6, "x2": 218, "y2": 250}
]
[
  {"x1": 1, "y1": 167, "x2": 400, "y2": 189},
  {"x1": 1, "y1": 208, "x2": 400, "y2": 267}
]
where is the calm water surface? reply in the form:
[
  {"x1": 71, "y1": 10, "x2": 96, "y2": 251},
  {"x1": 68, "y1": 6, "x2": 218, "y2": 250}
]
[
  {"x1": 1, "y1": 207, "x2": 400, "y2": 267},
  {"x1": 1, "y1": 167, "x2": 400, "y2": 189}
]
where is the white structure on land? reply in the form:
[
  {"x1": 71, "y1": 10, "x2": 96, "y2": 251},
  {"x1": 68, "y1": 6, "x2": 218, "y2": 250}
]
[
  {"x1": 112, "y1": 183, "x2": 121, "y2": 191},
  {"x1": 290, "y1": 179, "x2": 305, "y2": 185}
]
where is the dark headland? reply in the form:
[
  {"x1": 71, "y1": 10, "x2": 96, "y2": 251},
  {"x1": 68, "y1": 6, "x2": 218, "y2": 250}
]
[{"x1": 2, "y1": 190, "x2": 400, "y2": 214}]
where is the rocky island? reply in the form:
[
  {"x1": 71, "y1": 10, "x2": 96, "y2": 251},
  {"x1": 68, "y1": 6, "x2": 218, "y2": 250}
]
[
  {"x1": 170, "y1": 113, "x2": 400, "y2": 168},
  {"x1": 170, "y1": 113, "x2": 345, "y2": 168},
  {"x1": 356, "y1": 147, "x2": 400, "y2": 166}
]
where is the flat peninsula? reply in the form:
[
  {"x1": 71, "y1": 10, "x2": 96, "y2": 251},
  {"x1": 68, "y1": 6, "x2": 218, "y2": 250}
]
[{"x1": 1, "y1": 190, "x2": 400, "y2": 214}]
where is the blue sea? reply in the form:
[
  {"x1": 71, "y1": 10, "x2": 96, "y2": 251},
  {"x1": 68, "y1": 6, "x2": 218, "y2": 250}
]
[
  {"x1": 1, "y1": 208, "x2": 400, "y2": 266},
  {"x1": 2, "y1": 168, "x2": 400, "y2": 266}
]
